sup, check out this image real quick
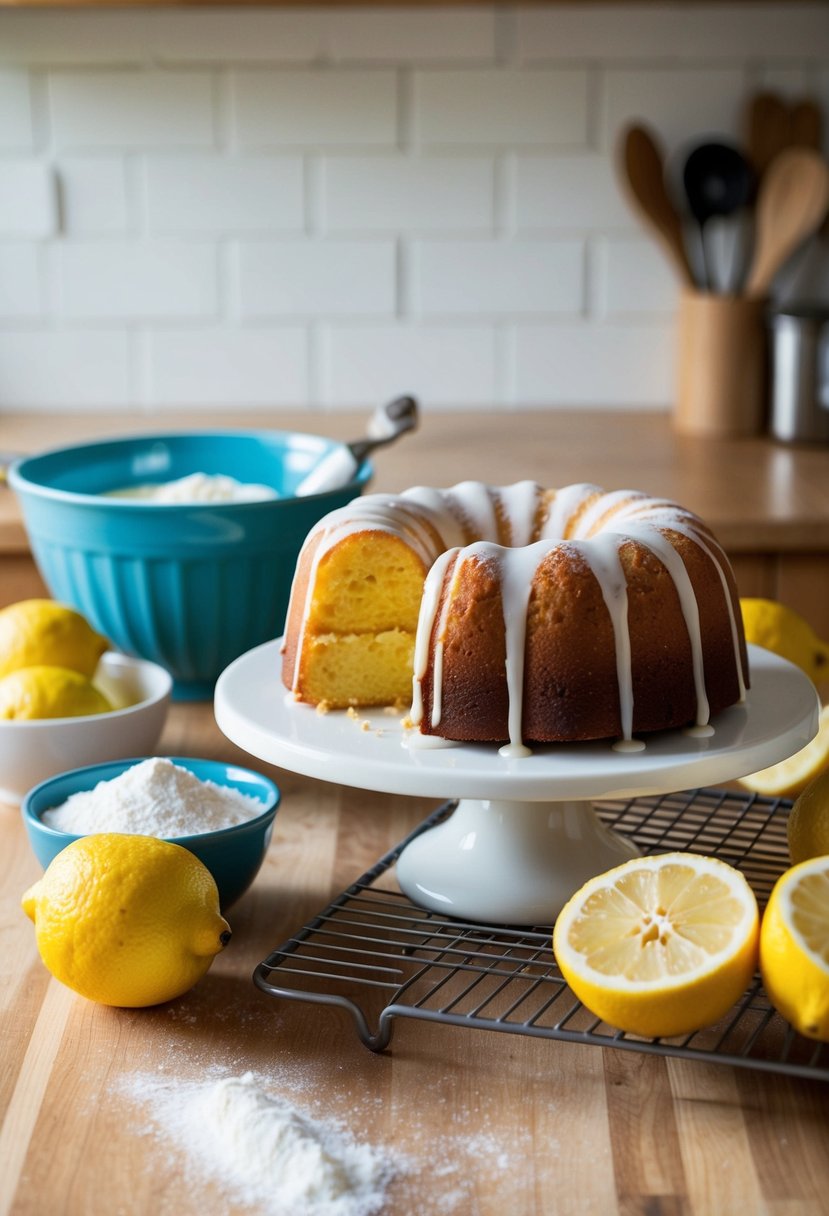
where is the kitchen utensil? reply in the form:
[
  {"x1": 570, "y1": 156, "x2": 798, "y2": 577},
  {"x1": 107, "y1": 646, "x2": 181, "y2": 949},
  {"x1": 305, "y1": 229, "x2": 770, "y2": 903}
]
[
  {"x1": 770, "y1": 304, "x2": 829, "y2": 443},
  {"x1": 22, "y1": 756, "x2": 280, "y2": 910},
  {"x1": 620, "y1": 124, "x2": 696, "y2": 287},
  {"x1": 744, "y1": 92, "x2": 791, "y2": 180},
  {"x1": 681, "y1": 141, "x2": 755, "y2": 292},
  {"x1": 0, "y1": 652, "x2": 171, "y2": 805},
  {"x1": 746, "y1": 148, "x2": 829, "y2": 297},
  {"x1": 790, "y1": 99, "x2": 823, "y2": 150},
  {"x1": 295, "y1": 394, "x2": 418, "y2": 496}
]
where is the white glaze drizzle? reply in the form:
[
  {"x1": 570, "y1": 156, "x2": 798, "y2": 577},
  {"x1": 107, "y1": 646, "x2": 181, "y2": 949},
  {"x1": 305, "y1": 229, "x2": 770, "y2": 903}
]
[
  {"x1": 288, "y1": 483, "x2": 746, "y2": 748},
  {"x1": 567, "y1": 533, "x2": 634, "y2": 741},
  {"x1": 540, "y1": 483, "x2": 599, "y2": 540},
  {"x1": 605, "y1": 519, "x2": 710, "y2": 727},
  {"x1": 410, "y1": 547, "x2": 461, "y2": 728}
]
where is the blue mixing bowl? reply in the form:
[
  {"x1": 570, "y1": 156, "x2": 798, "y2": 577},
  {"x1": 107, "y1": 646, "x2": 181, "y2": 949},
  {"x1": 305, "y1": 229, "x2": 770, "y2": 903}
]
[
  {"x1": 21, "y1": 756, "x2": 281, "y2": 910},
  {"x1": 9, "y1": 431, "x2": 371, "y2": 699}
]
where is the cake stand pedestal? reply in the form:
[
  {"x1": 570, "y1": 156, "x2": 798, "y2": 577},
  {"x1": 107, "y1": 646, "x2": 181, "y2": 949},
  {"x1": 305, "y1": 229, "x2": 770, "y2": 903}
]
[{"x1": 215, "y1": 641, "x2": 818, "y2": 924}]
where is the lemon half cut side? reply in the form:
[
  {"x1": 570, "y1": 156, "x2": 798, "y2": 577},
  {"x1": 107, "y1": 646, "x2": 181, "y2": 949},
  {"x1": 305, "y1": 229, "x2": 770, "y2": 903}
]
[
  {"x1": 553, "y1": 852, "x2": 760, "y2": 1039},
  {"x1": 737, "y1": 704, "x2": 829, "y2": 800},
  {"x1": 760, "y1": 857, "x2": 829, "y2": 1042}
]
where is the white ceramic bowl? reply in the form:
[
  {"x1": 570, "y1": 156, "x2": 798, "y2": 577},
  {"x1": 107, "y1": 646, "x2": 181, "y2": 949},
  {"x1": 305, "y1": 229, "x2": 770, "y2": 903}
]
[{"x1": 0, "y1": 652, "x2": 172, "y2": 805}]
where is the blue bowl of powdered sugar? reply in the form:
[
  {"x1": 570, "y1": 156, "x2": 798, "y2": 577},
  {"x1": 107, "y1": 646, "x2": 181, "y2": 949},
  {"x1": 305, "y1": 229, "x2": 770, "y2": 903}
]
[{"x1": 21, "y1": 756, "x2": 280, "y2": 910}]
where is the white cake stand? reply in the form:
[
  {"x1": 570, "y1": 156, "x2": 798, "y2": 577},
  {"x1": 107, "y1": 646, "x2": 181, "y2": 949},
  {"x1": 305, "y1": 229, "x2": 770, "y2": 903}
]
[{"x1": 215, "y1": 641, "x2": 819, "y2": 924}]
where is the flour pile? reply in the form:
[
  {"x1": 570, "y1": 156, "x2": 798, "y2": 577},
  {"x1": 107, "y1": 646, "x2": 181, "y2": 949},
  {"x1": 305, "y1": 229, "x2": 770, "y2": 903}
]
[
  {"x1": 126, "y1": 1071, "x2": 397, "y2": 1216},
  {"x1": 42, "y1": 757, "x2": 265, "y2": 837}
]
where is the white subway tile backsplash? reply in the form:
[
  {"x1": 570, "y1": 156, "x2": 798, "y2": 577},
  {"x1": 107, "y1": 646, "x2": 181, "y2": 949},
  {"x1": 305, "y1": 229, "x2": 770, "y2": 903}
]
[
  {"x1": 413, "y1": 239, "x2": 583, "y2": 315},
  {"x1": 50, "y1": 71, "x2": 215, "y2": 150},
  {"x1": 57, "y1": 242, "x2": 217, "y2": 321},
  {"x1": 326, "y1": 9, "x2": 497, "y2": 63},
  {"x1": 0, "y1": 161, "x2": 56, "y2": 236},
  {"x1": 603, "y1": 68, "x2": 747, "y2": 155},
  {"x1": 515, "y1": 155, "x2": 634, "y2": 231},
  {"x1": 0, "y1": 12, "x2": 149, "y2": 66},
  {"x1": 513, "y1": 322, "x2": 675, "y2": 406},
  {"x1": 148, "y1": 327, "x2": 308, "y2": 407},
  {"x1": 322, "y1": 323, "x2": 498, "y2": 407},
  {"x1": 58, "y1": 158, "x2": 129, "y2": 235},
  {"x1": 0, "y1": 71, "x2": 34, "y2": 150},
  {"x1": 239, "y1": 240, "x2": 396, "y2": 317},
  {"x1": 414, "y1": 69, "x2": 588, "y2": 147},
  {"x1": 323, "y1": 156, "x2": 495, "y2": 232},
  {"x1": 147, "y1": 156, "x2": 304, "y2": 234},
  {"x1": 150, "y1": 11, "x2": 325, "y2": 64},
  {"x1": 0, "y1": 330, "x2": 130, "y2": 409},
  {"x1": 516, "y1": 4, "x2": 829, "y2": 62},
  {"x1": 0, "y1": 244, "x2": 42, "y2": 318},
  {"x1": 0, "y1": 4, "x2": 815, "y2": 410},
  {"x1": 233, "y1": 70, "x2": 398, "y2": 147},
  {"x1": 598, "y1": 237, "x2": 678, "y2": 317}
]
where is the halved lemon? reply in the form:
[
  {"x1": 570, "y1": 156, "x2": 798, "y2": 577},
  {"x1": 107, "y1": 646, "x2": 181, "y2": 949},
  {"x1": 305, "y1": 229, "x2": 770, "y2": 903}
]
[
  {"x1": 553, "y1": 852, "x2": 759, "y2": 1038},
  {"x1": 737, "y1": 704, "x2": 829, "y2": 800},
  {"x1": 760, "y1": 857, "x2": 829, "y2": 1041},
  {"x1": 787, "y1": 765, "x2": 829, "y2": 864}
]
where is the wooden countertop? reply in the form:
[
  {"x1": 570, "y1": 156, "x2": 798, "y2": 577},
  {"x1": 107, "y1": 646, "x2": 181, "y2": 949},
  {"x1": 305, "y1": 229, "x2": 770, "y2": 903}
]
[
  {"x1": 2, "y1": 409, "x2": 829, "y2": 553},
  {"x1": 3, "y1": 409, "x2": 829, "y2": 1215},
  {"x1": 3, "y1": 704, "x2": 829, "y2": 1216}
]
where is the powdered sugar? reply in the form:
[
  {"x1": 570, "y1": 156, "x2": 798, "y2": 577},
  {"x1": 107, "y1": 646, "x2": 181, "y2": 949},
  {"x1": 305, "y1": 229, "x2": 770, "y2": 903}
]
[
  {"x1": 42, "y1": 757, "x2": 265, "y2": 837},
  {"x1": 123, "y1": 1070, "x2": 397, "y2": 1216}
]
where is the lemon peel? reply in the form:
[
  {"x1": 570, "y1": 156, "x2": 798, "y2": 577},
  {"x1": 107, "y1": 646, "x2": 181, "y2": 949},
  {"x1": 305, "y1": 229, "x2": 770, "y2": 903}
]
[
  {"x1": 0, "y1": 599, "x2": 109, "y2": 680},
  {"x1": 0, "y1": 665, "x2": 113, "y2": 720},
  {"x1": 22, "y1": 834, "x2": 231, "y2": 1007},
  {"x1": 737, "y1": 704, "x2": 829, "y2": 800},
  {"x1": 740, "y1": 598, "x2": 829, "y2": 685},
  {"x1": 760, "y1": 857, "x2": 829, "y2": 1041},
  {"x1": 553, "y1": 852, "x2": 759, "y2": 1038},
  {"x1": 786, "y1": 759, "x2": 829, "y2": 864}
]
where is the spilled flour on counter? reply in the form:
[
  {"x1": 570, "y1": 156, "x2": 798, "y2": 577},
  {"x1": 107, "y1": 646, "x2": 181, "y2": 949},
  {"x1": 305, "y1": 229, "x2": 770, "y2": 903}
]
[{"x1": 122, "y1": 1070, "x2": 399, "y2": 1216}]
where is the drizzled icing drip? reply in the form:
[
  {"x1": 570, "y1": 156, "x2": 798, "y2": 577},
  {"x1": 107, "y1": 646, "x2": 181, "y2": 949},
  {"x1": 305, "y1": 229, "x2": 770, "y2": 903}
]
[
  {"x1": 285, "y1": 481, "x2": 748, "y2": 752},
  {"x1": 408, "y1": 486, "x2": 748, "y2": 751}
]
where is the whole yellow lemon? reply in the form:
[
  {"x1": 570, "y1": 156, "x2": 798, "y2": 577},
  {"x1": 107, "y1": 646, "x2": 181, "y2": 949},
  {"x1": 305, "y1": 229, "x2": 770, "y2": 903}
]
[
  {"x1": 740, "y1": 598, "x2": 829, "y2": 685},
  {"x1": 21, "y1": 834, "x2": 232, "y2": 1007},
  {"x1": 0, "y1": 665, "x2": 113, "y2": 720},
  {"x1": 0, "y1": 599, "x2": 108, "y2": 680}
]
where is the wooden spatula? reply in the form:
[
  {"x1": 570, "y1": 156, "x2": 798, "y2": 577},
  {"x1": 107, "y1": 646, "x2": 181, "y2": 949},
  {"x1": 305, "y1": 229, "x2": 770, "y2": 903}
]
[
  {"x1": 746, "y1": 147, "x2": 829, "y2": 297},
  {"x1": 619, "y1": 124, "x2": 696, "y2": 287}
]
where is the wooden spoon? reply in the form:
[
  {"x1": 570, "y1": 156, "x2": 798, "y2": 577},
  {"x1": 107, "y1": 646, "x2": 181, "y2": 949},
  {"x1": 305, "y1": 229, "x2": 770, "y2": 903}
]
[
  {"x1": 746, "y1": 147, "x2": 829, "y2": 297},
  {"x1": 744, "y1": 92, "x2": 791, "y2": 180},
  {"x1": 790, "y1": 99, "x2": 823, "y2": 150},
  {"x1": 619, "y1": 124, "x2": 696, "y2": 287}
]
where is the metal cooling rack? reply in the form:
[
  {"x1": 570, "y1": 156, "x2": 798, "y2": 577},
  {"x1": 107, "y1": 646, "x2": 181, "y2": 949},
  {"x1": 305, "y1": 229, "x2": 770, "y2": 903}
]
[{"x1": 254, "y1": 788, "x2": 829, "y2": 1082}]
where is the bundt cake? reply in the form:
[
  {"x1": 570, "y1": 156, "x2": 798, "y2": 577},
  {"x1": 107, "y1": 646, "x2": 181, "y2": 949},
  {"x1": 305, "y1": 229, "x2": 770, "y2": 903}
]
[{"x1": 281, "y1": 482, "x2": 749, "y2": 752}]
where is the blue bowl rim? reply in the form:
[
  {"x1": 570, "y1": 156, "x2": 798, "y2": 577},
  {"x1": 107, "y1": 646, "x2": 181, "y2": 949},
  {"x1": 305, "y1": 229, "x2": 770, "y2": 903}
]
[
  {"x1": 8, "y1": 428, "x2": 372, "y2": 509},
  {"x1": 21, "y1": 755, "x2": 281, "y2": 847},
  {"x1": 0, "y1": 652, "x2": 173, "y2": 731}
]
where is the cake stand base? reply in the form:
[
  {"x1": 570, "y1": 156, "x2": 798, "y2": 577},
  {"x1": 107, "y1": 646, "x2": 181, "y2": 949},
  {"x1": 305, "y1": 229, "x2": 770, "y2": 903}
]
[{"x1": 395, "y1": 797, "x2": 639, "y2": 923}]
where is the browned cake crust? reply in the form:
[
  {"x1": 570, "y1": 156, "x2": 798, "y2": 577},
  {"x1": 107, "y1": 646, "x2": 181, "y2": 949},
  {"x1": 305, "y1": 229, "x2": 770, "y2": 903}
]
[{"x1": 281, "y1": 483, "x2": 750, "y2": 746}]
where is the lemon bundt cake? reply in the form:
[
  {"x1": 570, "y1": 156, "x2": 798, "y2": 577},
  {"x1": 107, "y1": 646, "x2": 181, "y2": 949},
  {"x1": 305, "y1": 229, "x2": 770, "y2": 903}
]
[{"x1": 281, "y1": 482, "x2": 749, "y2": 751}]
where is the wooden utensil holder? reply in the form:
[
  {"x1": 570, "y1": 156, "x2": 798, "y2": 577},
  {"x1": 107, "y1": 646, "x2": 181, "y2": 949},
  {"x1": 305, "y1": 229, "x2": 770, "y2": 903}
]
[{"x1": 675, "y1": 290, "x2": 768, "y2": 438}]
